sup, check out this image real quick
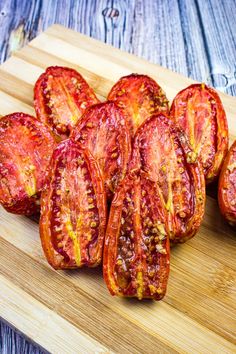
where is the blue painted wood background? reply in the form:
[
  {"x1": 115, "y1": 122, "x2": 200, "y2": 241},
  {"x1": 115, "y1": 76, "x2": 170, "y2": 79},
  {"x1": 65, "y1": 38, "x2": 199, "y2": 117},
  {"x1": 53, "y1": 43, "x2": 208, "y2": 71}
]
[{"x1": 0, "y1": 0, "x2": 235, "y2": 353}]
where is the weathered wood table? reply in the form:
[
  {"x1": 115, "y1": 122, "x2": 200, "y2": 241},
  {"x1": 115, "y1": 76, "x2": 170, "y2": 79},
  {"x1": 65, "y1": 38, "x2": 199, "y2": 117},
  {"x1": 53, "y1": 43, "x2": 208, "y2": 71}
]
[{"x1": 0, "y1": 0, "x2": 235, "y2": 353}]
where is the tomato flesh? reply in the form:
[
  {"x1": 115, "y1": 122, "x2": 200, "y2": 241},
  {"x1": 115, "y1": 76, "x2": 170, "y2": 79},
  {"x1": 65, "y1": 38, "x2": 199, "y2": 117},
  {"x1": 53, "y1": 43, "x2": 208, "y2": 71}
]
[
  {"x1": 133, "y1": 113, "x2": 205, "y2": 243},
  {"x1": 34, "y1": 66, "x2": 99, "y2": 139},
  {"x1": 103, "y1": 171, "x2": 170, "y2": 300},
  {"x1": 170, "y1": 84, "x2": 228, "y2": 183},
  {"x1": 0, "y1": 113, "x2": 56, "y2": 215},
  {"x1": 108, "y1": 74, "x2": 169, "y2": 135},
  {"x1": 40, "y1": 139, "x2": 107, "y2": 269},
  {"x1": 71, "y1": 102, "x2": 131, "y2": 200},
  {"x1": 218, "y1": 140, "x2": 236, "y2": 226}
]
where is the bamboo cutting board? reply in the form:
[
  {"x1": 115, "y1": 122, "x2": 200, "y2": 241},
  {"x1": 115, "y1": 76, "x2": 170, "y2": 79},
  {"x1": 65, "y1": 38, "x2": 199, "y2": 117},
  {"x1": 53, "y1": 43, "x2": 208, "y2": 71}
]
[{"x1": 0, "y1": 25, "x2": 236, "y2": 354}]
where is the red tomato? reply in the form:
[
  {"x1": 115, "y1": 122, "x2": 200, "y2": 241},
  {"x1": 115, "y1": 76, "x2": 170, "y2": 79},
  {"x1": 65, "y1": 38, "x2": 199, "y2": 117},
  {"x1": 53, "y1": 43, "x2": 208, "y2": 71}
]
[
  {"x1": 103, "y1": 170, "x2": 170, "y2": 300},
  {"x1": 170, "y1": 83, "x2": 228, "y2": 183},
  {"x1": 0, "y1": 113, "x2": 56, "y2": 215},
  {"x1": 108, "y1": 74, "x2": 169, "y2": 136},
  {"x1": 71, "y1": 102, "x2": 131, "y2": 200},
  {"x1": 40, "y1": 139, "x2": 107, "y2": 269},
  {"x1": 133, "y1": 113, "x2": 206, "y2": 243},
  {"x1": 34, "y1": 66, "x2": 99, "y2": 140},
  {"x1": 218, "y1": 140, "x2": 236, "y2": 226}
]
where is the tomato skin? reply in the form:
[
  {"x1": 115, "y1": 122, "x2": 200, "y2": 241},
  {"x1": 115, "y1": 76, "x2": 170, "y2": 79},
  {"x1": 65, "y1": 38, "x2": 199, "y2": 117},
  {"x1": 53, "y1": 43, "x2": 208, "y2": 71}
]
[
  {"x1": 103, "y1": 170, "x2": 170, "y2": 300},
  {"x1": 170, "y1": 83, "x2": 228, "y2": 183},
  {"x1": 71, "y1": 101, "x2": 131, "y2": 201},
  {"x1": 0, "y1": 113, "x2": 56, "y2": 215},
  {"x1": 40, "y1": 139, "x2": 107, "y2": 269},
  {"x1": 34, "y1": 66, "x2": 99, "y2": 140},
  {"x1": 218, "y1": 140, "x2": 236, "y2": 226},
  {"x1": 107, "y1": 74, "x2": 169, "y2": 136},
  {"x1": 133, "y1": 113, "x2": 206, "y2": 244}
]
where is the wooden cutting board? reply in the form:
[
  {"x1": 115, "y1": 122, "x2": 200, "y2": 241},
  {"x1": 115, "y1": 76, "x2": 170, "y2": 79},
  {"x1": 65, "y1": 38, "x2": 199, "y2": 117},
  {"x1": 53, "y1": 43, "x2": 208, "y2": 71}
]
[{"x1": 0, "y1": 25, "x2": 235, "y2": 354}]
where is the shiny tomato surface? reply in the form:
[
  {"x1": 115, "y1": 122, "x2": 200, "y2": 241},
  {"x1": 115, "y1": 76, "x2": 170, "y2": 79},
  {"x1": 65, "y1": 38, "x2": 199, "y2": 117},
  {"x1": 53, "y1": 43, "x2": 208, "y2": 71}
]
[
  {"x1": 108, "y1": 74, "x2": 169, "y2": 136},
  {"x1": 170, "y1": 83, "x2": 228, "y2": 183},
  {"x1": 133, "y1": 113, "x2": 206, "y2": 243},
  {"x1": 40, "y1": 139, "x2": 107, "y2": 269},
  {"x1": 34, "y1": 66, "x2": 99, "y2": 139},
  {"x1": 0, "y1": 113, "x2": 56, "y2": 215},
  {"x1": 71, "y1": 101, "x2": 131, "y2": 200},
  {"x1": 103, "y1": 170, "x2": 170, "y2": 300},
  {"x1": 218, "y1": 140, "x2": 236, "y2": 226}
]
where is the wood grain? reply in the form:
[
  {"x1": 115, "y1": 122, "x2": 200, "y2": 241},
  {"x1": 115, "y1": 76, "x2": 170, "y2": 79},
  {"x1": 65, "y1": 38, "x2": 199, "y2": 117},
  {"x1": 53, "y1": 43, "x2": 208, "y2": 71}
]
[
  {"x1": 0, "y1": 24, "x2": 236, "y2": 353},
  {"x1": 0, "y1": 0, "x2": 235, "y2": 96}
]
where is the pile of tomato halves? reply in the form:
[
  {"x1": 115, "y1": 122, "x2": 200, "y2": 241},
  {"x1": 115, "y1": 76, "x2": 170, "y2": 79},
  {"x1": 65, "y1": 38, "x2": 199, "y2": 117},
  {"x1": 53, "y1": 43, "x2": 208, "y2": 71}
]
[{"x1": 0, "y1": 66, "x2": 234, "y2": 300}]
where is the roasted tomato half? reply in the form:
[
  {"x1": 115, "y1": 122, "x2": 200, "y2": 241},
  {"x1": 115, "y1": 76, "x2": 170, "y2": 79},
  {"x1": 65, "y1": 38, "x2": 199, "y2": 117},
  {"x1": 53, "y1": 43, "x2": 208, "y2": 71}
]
[
  {"x1": 71, "y1": 102, "x2": 131, "y2": 200},
  {"x1": 170, "y1": 83, "x2": 228, "y2": 183},
  {"x1": 218, "y1": 140, "x2": 236, "y2": 226},
  {"x1": 0, "y1": 113, "x2": 56, "y2": 215},
  {"x1": 103, "y1": 170, "x2": 170, "y2": 300},
  {"x1": 40, "y1": 139, "x2": 107, "y2": 269},
  {"x1": 34, "y1": 66, "x2": 99, "y2": 140},
  {"x1": 133, "y1": 113, "x2": 205, "y2": 243},
  {"x1": 107, "y1": 74, "x2": 169, "y2": 136}
]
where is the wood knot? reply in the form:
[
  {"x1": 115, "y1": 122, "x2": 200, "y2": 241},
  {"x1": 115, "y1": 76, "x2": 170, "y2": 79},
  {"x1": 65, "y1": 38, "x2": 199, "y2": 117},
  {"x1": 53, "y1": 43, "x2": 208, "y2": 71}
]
[{"x1": 102, "y1": 7, "x2": 119, "y2": 18}]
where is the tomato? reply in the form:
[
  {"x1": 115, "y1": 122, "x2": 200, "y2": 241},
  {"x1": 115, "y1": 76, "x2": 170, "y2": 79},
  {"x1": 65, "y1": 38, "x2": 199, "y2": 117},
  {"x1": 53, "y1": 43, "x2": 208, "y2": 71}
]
[
  {"x1": 133, "y1": 113, "x2": 206, "y2": 243},
  {"x1": 34, "y1": 66, "x2": 99, "y2": 140},
  {"x1": 107, "y1": 74, "x2": 169, "y2": 136},
  {"x1": 71, "y1": 102, "x2": 131, "y2": 201},
  {"x1": 218, "y1": 140, "x2": 236, "y2": 226},
  {"x1": 103, "y1": 170, "x2": 170, "y2": 300},
  {"x1": 40, "y1": 139, "x2": 107, "y2": 269},
  {"x1": 0, "y1": 113, "x2": 56, "y2": 215},
  {"x1": 170, "y1": 83, "x2": 228, "y2": 183}
]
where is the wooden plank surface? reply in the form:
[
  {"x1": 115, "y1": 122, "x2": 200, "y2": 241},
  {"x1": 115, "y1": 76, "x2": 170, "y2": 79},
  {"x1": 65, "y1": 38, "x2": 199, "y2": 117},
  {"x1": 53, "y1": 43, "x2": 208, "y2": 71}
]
[{"x1": 0, "y1": 24, "x2": 236, "y2": 353}]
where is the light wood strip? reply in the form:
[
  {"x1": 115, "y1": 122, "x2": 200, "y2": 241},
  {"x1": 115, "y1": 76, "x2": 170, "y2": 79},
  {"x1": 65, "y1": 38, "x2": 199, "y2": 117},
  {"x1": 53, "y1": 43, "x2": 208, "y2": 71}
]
[
  {"x1": 0, "y1": 69, "x2": 34, "y2": 106},
  {"x1": 1, "y1": 57, "x2": 43, "y2": 85},
  {"x1": 0, "y1": 275, "x2": 110, "y2": 354},
  {"x1": 0, "y1": 207, "x2": 235, "y2": 349},
  {"x1": 0, "y1": 91, "x2": 34, "y2": 116}
]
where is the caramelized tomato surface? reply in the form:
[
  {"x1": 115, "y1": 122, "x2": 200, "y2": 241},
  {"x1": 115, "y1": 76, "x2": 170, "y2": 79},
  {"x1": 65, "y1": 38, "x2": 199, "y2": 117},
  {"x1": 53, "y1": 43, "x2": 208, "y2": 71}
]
[
  {"x1": 34, "y1": 66, "x2": 99, "y2": 139},
  {"x1": 71, "y1": 102, "x2": 131, "y2": 200},
  {"x1": 218, "y1": 140, "x2": 236, "y2": 226},
  {"x1": 108, "y1": 74, "x2": 169, "y2": 136},
  {"x1": 103, "y1": 170, "x2": 170, "y2": 300},
  {"x1": 0, "y1": 113, "x2": 56, "y2": 215},
  {"x1": 170, "y1": 84, "x2": 228, "y2": 183},
  {"x1": 40, "y1": 139, "x2": 107, "y2": 269},
  {"x1": 133, "y1": 113, "x2": 206, "y2": 243}
]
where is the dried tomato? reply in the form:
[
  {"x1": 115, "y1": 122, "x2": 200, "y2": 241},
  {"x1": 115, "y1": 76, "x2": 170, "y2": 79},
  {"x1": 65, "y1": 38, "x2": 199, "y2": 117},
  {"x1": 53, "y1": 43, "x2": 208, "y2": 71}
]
[
  {"x1": 0, "y1": 113, "x2": 56, "y2": 215},
  {"x1": 133, "y1": 113, "x2": 205, "y2": 243},
  {"x1": 71, "y1": 102, "x2": 131, "y2": 200},
  {"x1": 218, "y1": 140, "x2": 236, "y2": 226},
  {"x1": 108, "y1": 74, "x2": 169, "y2": 136},
  {"x1": 40, "y1": 139, "x2": 107, "y2": 269},
  {"x1": 170, "y1": 83, "x2": 228, "y2": 183},
  {"x1": 34, "y1": 66, "x2": 99, "y2": 140},
  {"x1": 103, "y1": 170, "x2": 170, "y2": 300}
]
